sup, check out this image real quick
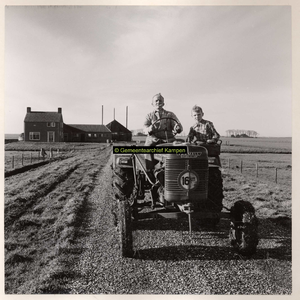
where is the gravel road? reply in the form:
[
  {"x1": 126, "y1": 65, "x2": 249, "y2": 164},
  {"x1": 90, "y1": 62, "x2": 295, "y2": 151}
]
[{"x1": 63, "y1": 152, "x2": 291, "y2": 295}]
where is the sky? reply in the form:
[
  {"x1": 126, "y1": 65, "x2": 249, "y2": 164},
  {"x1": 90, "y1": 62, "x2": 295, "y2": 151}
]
[{"x1": 4, "y1": 5, "x2": 292, "y2": 137}]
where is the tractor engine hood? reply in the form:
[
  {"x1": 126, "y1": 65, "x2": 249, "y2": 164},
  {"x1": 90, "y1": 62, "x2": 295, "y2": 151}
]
[{"x1": 154, "y1": 142, "x2": 208, "y2": 162}]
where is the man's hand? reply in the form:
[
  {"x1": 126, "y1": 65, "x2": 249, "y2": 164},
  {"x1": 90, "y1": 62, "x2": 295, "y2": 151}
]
[
  {"x1": 173, "y1": 124, "x2": 181, "y2": 134},
  {"x1": 207, "y1": 138, "x2": 217, "y2": 144},
  {"x1": 148, "y1": 123, "x2": 158, "y2": 134}
]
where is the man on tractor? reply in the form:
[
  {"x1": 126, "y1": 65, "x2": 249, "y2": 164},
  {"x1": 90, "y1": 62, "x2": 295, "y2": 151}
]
[{"x1": 143, "y1": 93, "x2": 183, "y2": 171}]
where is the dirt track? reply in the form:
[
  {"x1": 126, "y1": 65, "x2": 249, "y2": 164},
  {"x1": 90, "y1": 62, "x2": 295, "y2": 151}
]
[{"x1": 4, "y1": 146, "x2": 292, "y2": 294}]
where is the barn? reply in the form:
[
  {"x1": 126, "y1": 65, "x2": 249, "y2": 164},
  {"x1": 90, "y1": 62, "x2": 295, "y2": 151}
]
[
  {"x1": 106, "y1": 119, "x2": 132, "y2": 142},
  {"x1": 63, "y1": 124, "x2": 112, "y2": 143}
]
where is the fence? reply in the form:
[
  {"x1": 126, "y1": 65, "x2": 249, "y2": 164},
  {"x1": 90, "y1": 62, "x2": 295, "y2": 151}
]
[
  {"x1": 5, "y1": 148, "x2": 63, "y2": 171},
  {"x1": 221, "y1": 157, "x2": 291, "y2": 184}
]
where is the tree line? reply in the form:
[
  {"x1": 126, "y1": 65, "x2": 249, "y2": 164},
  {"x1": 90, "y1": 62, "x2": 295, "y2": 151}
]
[{"x1": 226, "y1": 130, "x2": 258, "y2": 138}]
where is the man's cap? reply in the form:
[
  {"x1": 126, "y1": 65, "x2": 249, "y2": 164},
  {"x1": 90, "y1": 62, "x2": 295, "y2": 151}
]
[{"x1": 152, "y1": 93, "x2": 164, "y2": 104}]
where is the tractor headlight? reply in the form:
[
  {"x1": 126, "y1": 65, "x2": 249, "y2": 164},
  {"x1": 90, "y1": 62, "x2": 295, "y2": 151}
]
[{"x1": 116, "y1": 157, "x2": 132, "y2": 166}]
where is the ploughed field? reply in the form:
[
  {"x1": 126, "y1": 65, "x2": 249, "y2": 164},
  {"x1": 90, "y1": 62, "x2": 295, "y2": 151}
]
[{"x1": 4, "y1": 138, "x2": 292, "y2": 294}]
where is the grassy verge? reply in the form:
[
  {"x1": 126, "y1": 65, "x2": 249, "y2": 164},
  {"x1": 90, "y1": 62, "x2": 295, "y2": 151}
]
[{"x1": 222, "y1": 168, "x2": 291, "y2": 227}]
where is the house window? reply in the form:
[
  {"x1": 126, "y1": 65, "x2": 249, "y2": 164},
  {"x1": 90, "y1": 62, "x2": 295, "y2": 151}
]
[
  {"x1": 94, "y1": 134, "x2": 97, "y2": 137},
  {"x1": 29, "y1": 132, "x2": 40, "y2": 140},
  {"x1": 47, "y1": 122, "x2": 55, "y2": 127},
  {"x1": 88, "y1": 133, "x2": 92, "y2": 137}
]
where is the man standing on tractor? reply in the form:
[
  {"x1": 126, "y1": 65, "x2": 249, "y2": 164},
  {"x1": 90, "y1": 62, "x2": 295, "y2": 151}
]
[
  {"x1": 186, "y1": 105, "x2": 220, "y2": 144},
  {"x1": 143, "y1": 93, "x2": 183, "y2": 171}
]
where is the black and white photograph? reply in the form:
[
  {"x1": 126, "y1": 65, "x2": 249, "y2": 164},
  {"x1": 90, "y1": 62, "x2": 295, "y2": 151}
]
[{"x1": 2, "y1": 0, "x2": 298, "y2": 296}]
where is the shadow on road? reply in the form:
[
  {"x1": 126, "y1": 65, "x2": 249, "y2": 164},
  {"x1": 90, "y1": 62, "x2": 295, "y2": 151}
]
[
  {"x1": 134, "y1": 242, "x2": 291, "y2": 261},
  {"x1": 131, "y1": 217, "x2": 291, "y2": 262}
]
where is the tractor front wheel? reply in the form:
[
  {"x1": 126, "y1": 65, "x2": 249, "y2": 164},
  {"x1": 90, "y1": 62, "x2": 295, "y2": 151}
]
[{"x1": 229, "y1": 200, "x2": 259, "y2": 256}]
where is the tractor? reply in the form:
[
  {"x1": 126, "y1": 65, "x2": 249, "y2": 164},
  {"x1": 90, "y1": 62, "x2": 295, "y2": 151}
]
[{"x1": 112, "y1": 117, "x2": 259, "y2": 258}]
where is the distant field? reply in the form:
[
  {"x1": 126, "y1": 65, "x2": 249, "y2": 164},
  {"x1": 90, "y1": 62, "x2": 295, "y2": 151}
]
[
  {"x1": 5, "y1": 141, "x2": 109, "y2": 152},
  {"x1": 221, "y1": 137, "x2": 291, "y2": 152},
  {"x1": 132, "y1": 136, "x2": 291, "y2": 153},
  {"x1": 5, "y1": 134, "x2": 20, "y2": 139}
]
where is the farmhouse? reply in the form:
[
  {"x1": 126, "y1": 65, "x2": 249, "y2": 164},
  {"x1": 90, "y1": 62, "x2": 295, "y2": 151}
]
[
  {"x1": 24, "y1": 107, "x2": 112, "y2": 143},
  {"x1": 24, "y1": 107, "x2": 64, "y2": 142},
  {"x1": 106, "y1": 119, "x2": 132, "y2": 141}
]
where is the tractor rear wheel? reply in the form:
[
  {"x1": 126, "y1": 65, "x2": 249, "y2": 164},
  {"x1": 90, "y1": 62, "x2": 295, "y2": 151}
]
[
  {"x1": 113, "y1": 166, "x2": 134, "y2": 257},
  {"x1": 113, "y1": 167, "x2": 134, "y2": 200},
  {"x1": 229, "y1": 200, "x2": 259, "y2": 256},
  {"x1": 119, "y1": 199, "x2": 134, "y2": 258}
]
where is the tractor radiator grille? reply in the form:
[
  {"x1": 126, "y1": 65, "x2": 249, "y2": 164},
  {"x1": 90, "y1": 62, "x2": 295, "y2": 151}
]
[{"x1": 165, "y1": 158, "x2": 209, "y2": 201}]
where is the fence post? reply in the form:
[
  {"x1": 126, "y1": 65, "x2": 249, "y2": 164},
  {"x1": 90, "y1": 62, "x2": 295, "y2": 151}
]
[
  {"x1": 256, "y1": 163, "x2": 258, "y2": 178},
  {"x1": 275, "y1": 168, "x2": 278, "y2": 183},
  {"x1": 30, "y1": 153, "x2": 32, "y2": 164},
  {"x1": 12, "y1": 156, "x2": 14, "y2": 169},
  {"x1": 240, "y1": 160, "x2": 243, "y2": 173},
  {"x1": 22, "y1": 153, "x2": 24, "y2": 166},
  {"x1": 38, "y1": 151, "x2": 40, "y2": 161},
  {"x1": 50, "y1": 148, "x2": 53, "y2": 159}
]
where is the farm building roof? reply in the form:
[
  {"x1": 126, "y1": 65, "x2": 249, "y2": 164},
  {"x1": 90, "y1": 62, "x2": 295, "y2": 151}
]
[
  {"x1": 106, "y1": 119, "x2": 131, "y2": 133},
  {"x1": 24, "y1": 111, "x2": 63, "y2": 123},
  {"x1": 66, "y1": 124, "x2": 111, "y2": 133}
]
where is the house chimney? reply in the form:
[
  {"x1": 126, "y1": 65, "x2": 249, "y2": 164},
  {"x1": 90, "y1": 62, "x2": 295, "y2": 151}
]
[
  {"x1": 58, "y1": 107, "x2": 62, "y2": 114},
  {"x1": 27, "y1": 107, "x2": 31, "y2": 113}
]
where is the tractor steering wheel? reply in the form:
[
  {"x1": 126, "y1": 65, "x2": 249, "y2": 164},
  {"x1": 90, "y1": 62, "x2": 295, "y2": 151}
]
[{"x1": 149, "y1": 117, "x2": 181, "y2": 142}]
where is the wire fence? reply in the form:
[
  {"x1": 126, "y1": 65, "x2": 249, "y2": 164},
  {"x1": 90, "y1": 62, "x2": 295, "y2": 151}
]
[
  {"x1": 5, "y1": 148, "x2": 64, "y2": 171},
  {"x1": 221, "y1": 157, "x2": 291, "y2": 185}
]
